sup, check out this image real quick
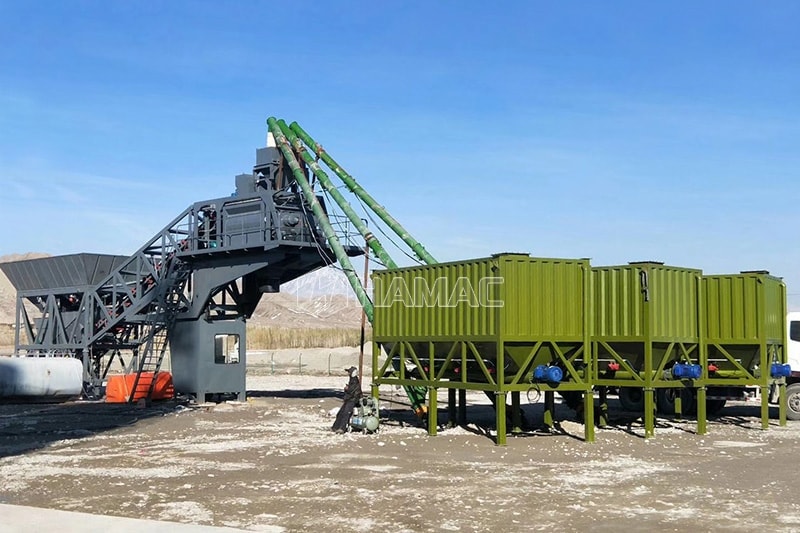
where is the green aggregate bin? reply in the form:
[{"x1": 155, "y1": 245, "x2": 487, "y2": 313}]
[
  {"x1": 591, "y1": 262, "x2": 703, "y2": 437},
  {"x1": 372, "y1": 253, "x2": 594, "y2": 444},
  {"x1": 701, "y1": 271, "x2": 788, "y2": 429}
]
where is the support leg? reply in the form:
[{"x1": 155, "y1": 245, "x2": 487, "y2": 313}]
[
  {"x1": 496, "y1": 391, "x2": 507, "y2": 446},
  {"x1": 428, "y1": 387, "x2": 438, "y2": 436},
  {"x1": 760, "y1": 385, "x2": 770, "y2": 430},
  {"x1": 696, "y1": 386, "x2": 707, "y2": 435},
  {"x1": 447, "y1": 388, "x2": 457, "y2": 428},
  {"x1": 584, "y1": 388, "x2": 595, "y2": 443},
  {"x1": 644, "y1": 388, "x2": 655, "y2": 438},
  {"x1": 779, "y1": 383, "x2": 787, "y2": 426}
]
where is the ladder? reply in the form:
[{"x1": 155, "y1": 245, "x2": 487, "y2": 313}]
[{"x1": 127, "y1": 261, "x2": 189, "y2": 404}]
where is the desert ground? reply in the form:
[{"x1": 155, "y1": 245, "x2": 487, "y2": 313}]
[{"x1": 1, "y1": 352, "x2": 799, "y2": 533}]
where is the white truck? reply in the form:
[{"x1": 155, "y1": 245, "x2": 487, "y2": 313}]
[{"x1": 785, "y1": 311, "x2": 800, "y2": 420}]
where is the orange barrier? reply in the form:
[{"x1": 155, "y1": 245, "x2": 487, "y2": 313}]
[{"x1": 105, "y1": 372, "x2": 175, "y2": 403}]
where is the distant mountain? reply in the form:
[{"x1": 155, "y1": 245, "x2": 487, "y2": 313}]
[
  {"x1": 0, "y1": 253, "x2": 50, "y2": 324},
  {"x1": 282, "y1": 265, "x2": 361, "y2": 300},
  {"x1": 253, "y1": 266, "x2": 368, "y2": 329}
]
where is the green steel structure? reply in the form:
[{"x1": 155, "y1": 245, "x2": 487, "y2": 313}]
[
  {"x1": 591, "y1": 262, "x2": 704, "y2": 438},
  {"x1": 701, "y1": 271, "x2": 788, "y2": 429},
  {"x1": 266, "y1": 117, "x2": 430, "y2": 414},
  {"x1": 266, "y1": 117, "x2": 374, "y2": 322},
  {"x1": 288, "y1": 122, "x2": 437, "y2": 266},
  {"x1": 269, "y1": 116, "x2": 790, "y2": 442},
  {"x1": 372, "y1": 253, "x2": 594, "y2": 445}
]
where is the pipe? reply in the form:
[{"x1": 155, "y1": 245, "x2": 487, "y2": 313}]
[
  {"x1": 284, "y1": 120, "x2": 429, "y2": 413},
  {"x1": 289, "y1": 121, "x2": 437, "y2": 265},
  {"x1": 276, "y1": 120, "x2": 398, "y2": 269},
  {"x1": 267, "y1": 117, "x2": 374, "y2": 322}
]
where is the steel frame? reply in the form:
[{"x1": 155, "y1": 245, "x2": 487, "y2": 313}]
[
  {"x1": 373, "y1": 337, "x2": 594, "y2": 445},
  {"x1": 6, "y1": 147, "x2": 361, "y2": 398},
  {"x1": 592, "y1": 339, "x2": 702, "y2": 437}
]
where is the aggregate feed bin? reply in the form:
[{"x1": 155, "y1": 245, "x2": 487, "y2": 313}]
[
  {"x1": 591, "y1": 262, "x2": 703, "y2": 437},
  {"x1": 372, "y1": 253, "x2": 594, "y2": 445},
  {"x1": 701, "y1": 271, "x2": 788, "y2": 429}
]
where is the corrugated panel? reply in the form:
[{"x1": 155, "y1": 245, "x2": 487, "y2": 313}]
[
  {"x1": 703, "y1": 273, "x2": 785, "y2": 342},
  {"x1": 373, "y1": 254, "x2": 589, "y2": 341},
  {"x1": 500, "y1": 256, "x2": 588, "y2": 338},
  {"x1": 592, "y1": 264, "x2": 700, "y2": 340},
  {"x1": 592, "y1": 267, "x2": 644, "y2": 338},
  {"x1": 650, "y1": 267, "x2": 700, "y2": 339},
  {"x1": 763, "y1": 276, "x2": 786, "y2": 342},
  {"x1": 373, "y1": 256, "x2": 498, "y2": 339},
  {"x1": 0, "y1": 254, "x2": 129, "y2": 292}
]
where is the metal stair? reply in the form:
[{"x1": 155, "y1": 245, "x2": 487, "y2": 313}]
[{"x1": 126, "y1": 261, "x2": 190, "y2": 403}]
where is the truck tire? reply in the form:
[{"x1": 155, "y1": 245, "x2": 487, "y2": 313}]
[
  {"x1": 706, "y1": 399, "x2": 726, "y2": 416},
  {"x1": 558, "y1": 391, "x2": 583, "y2": 411},
  {"x1": 656, "y1": 388, "x2": 697, "y2": 415},
  {"x1": 618, "y1": 387, "x2": 644, "y2": 412},
  {"x1": 787, "y1": 383, "x2": 800, "y2": 421}
]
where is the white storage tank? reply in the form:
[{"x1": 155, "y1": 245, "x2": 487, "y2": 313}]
[{"x1": 0, "y1": 357, "x2": 83, "y2": 401}]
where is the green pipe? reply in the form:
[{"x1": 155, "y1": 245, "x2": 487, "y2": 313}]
[
  {"x1": 283, "y1": 119, "x2": 428, "y2": 414},
  {"x1": 708, "y1": 370, "x2": 757, "y2": 379},
  {"x1": 289, "y1": 121, "x2": 437, "y2": 265},
  {"x1": 276, "y1": 120, "x2": 398, "y2": 270},
  {"x1": 267, "y1": 117, "x2": 374, "y2": 322}
]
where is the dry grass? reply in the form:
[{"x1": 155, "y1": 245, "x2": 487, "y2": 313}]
[
  {"x1": 246, "y1": 325, "x2": 371, "y2": 350},
  {"x1": 0, "y1": 324, "x2": 15, "y2": 347},
  {"x1": 0, "y1": 324, "x2": 369, "y2": 351}
]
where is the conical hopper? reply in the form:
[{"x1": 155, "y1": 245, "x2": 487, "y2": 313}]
[{"x1": 0, "y1": 253, "x2": 129, "y2": 292}]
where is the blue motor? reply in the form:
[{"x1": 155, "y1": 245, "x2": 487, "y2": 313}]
[
  {"x1": 771, "y1": 363, "x2": 792, "y2": 378},
  {"x1": 672, "y1": 363, "x2": 702, "y2": 380},
  {"x1": 533, "y1": 365, "x2": 563, "y2": 383}
]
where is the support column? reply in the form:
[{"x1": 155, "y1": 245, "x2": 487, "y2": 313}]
[
  {"x1": 448, "y1": 388, "x2": 457, "y2": 428},
  {"x1": 779, "y1": 382, "x2": 787, "y2": 426},
  {"x1": 674, "y1": 388, "x2": 683, "y2": 420},
  {"x1": 696, "y1": 386, "x2": 707, "y2": 435},
  {"x1": 760, "y1": 385, "x2": 770, "y2": 430},
  {"x1": 428, "y1": 387, "x2": 438, "y2": 436},
  {"x1": 371, "y1": 382, "x2": 379, "y2": 403},
  {"x1": 584, "y1": 388, "x2": 595, "y2": 443},
  {"x1": 644, "y1": 388, "x2": 655, "y2": 438},
  {"x1": 496, "y1": 391, "x2": 507, "y2": 446}
]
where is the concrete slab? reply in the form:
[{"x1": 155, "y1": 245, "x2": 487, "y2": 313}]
[{"x1": 0, "y1": 504, "x2": 252, "y2": 533}]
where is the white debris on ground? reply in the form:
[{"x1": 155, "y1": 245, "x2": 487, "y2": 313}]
[{"x1": 0, "y1": 373, "x2": 799, "y2": 532}]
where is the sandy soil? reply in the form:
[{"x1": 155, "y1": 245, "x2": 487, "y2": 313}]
[{"x1": 1, "y1": 369, "x2": 799, "y2": 532}]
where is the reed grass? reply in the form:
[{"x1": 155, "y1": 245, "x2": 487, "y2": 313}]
[{"x1": 246, "y1": 325, "x2": 371, "y2": 349}]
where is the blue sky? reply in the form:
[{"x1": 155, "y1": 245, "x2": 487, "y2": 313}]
[{"x1": 1, "y1": 2, "x2": 798, "y2": 308}]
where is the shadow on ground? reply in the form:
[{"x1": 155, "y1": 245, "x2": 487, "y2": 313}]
[
  {"x1": 247, "y1": 388, "x2": 343, "y2": 400},
  {"x1": 0, "y1": 401, "x2": 184, "y2": 459},
  {"x1": 378, "y1": 396, "x2": 789, "y2": 444}
]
